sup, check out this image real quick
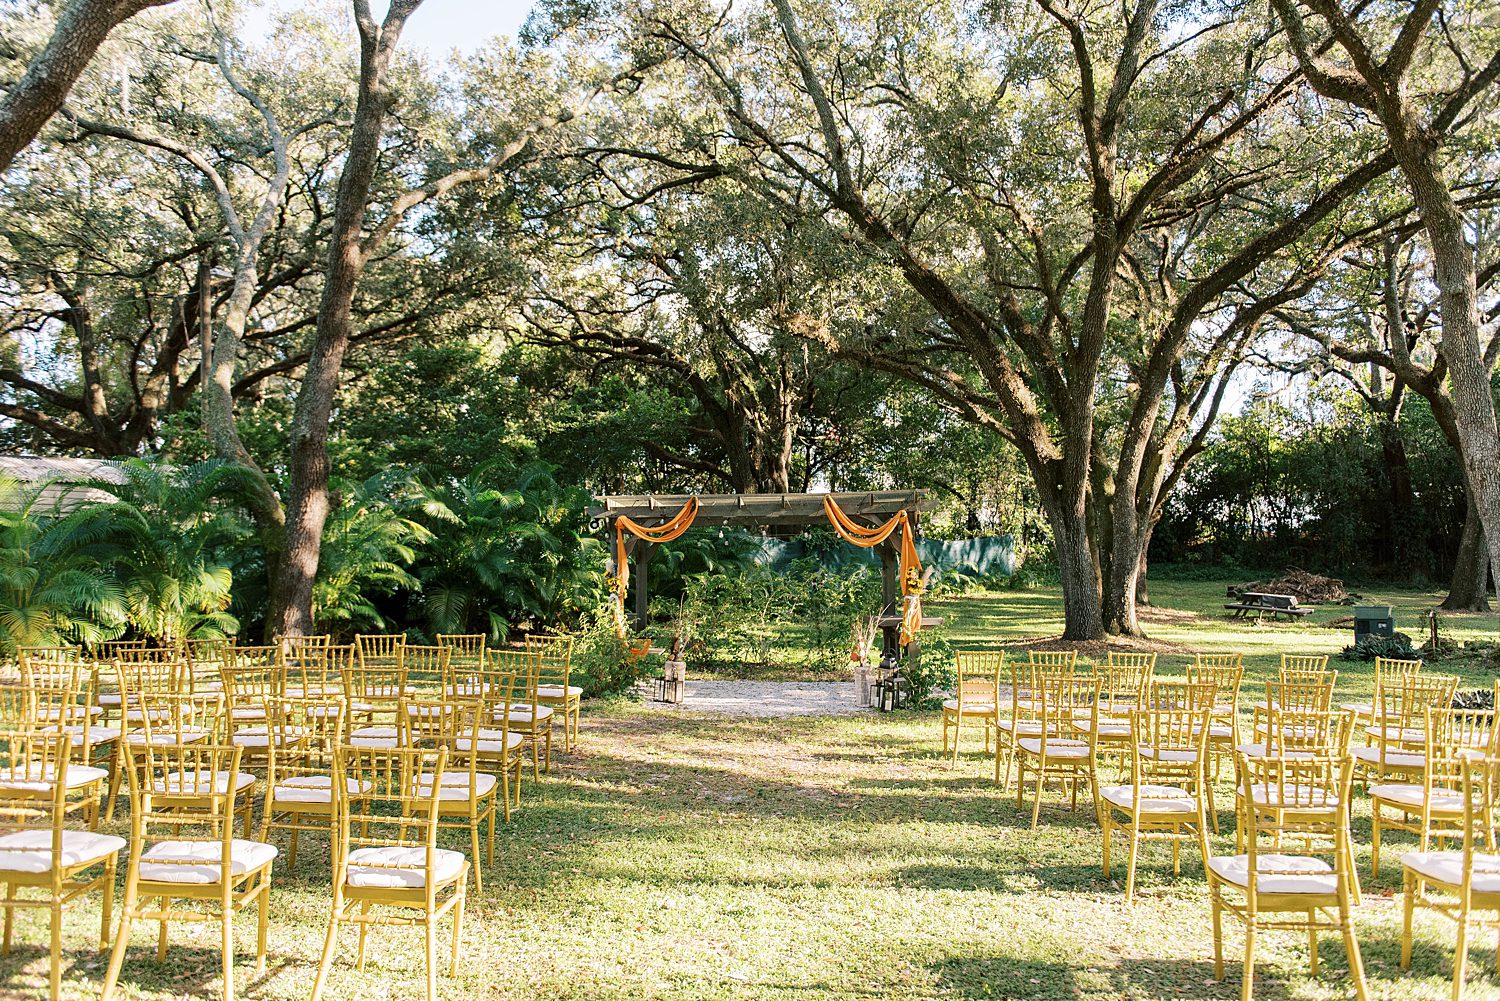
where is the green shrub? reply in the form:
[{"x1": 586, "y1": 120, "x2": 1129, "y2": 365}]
[
  {"x1": 569, "y1": 605, "x2": 649, "y2": 698},
  {"x1": 1340, "y1": 632, "x2": 1421, "y2": 662}
]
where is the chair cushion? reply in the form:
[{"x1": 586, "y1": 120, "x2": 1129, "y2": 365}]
[
  {"x1": 39, "y1": 724, "x2": 120, "y2": 746},
  {"x1": 1401, "y1": 851, "x2": 1500, "y2": 893},
  {"x1": 535, "y1": 684, "x2": 582, "y2": 699},
  {"x1": 1351, "y1": 746, "x2": 1424, "y2": 769},
  {"x1": 152, "y1": 770, "x2": 257, "y2": 796},
  {"x1": 1075, "y1": 720, "x2": 1132, "y2": 737},
  {"x1": 0, "y1": 763, "x2": 109, "y2": 792},
  {"x1": 1101, "y1": 784, "x2": 1197, "y2": 814},
  {"x1": 228, "y1": 707, "x2": 269, "y2": 720},
  {"x1": 138, "y1": 838, "x2": 278, "y2": 884},
  {"x1": 96, "y1": 693, "x2": 125, "y2": 707},
  {"x1": 1365, "y1": 724, "x2": 1426, "y2": 744},
  {"x1": 125, "y1": 728, "x2": 212, "y2": 746},
  {"x1": 232, "y1": 726, "x2": 309, "y2": 748},
  {"x1": 415, "y1": 771, "x2": 497, "y2": 800},
  {"x1": 494, "y1": 705, "x2": 554, "y2": 725},
  {"x1": 272, "y1": 776, "x2": 372, "y2": 805},
  {"x1": 1016, "y1": 737, "x2": 1090, "y2": 758},
  {"x1": 994, "y1": 720, "x2": 1043, "y2": 735},
  {"x1": 1248, "y1": 783, "x2": 1340, "y2": 810},
  {"x1": 0, "y1": 830, "x2": 126, "y2": 873},
  {"x1": 1137, "y1": 745, "x2": 1198, "y2": 763},
  {"x1": 1340, "y1": 701, "x2": 1373, "y2": 716},
  {"x1": 1370, "y1": 783, "x2": 1463, "y2": 812},
  {"x1": 942, "y1": 699, "x2": 996, "y2": 714},
  {"x1": 123, "y1": 707, "x2": 173, "y2": 722},
  {"x1": 1207, "y1": 853, "x2": 1338, "y2": 894},
  {"x1": 1233, "y1": 743, "x2": 1315, "y2": 760},
  {"x1": 350, "y1": 726, "x2": 399, "y2": 748},
  {"x1": 34, "y1": 705, "x2": 103, "y2": 722},
  {"x1": 454, "y1": 730, "x2": 523, "y2": 754},
  {"x1": 345, "y1": 845, "x2": 465, "y2": 889}
]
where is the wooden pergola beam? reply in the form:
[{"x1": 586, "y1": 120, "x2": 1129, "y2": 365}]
[{"x1": 589, "y1": 490, "x2": 935, "y2": 528}]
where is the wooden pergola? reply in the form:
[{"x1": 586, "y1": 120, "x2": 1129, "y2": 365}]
[{"x1": 590, "y1": 491, "x2": 941, "y2": 682}]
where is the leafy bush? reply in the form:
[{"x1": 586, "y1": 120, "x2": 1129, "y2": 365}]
[
  {"x1": 568, "y1": 605, "x2": 649, "y2": 697},
  {"x1": 1340, "y1": 632, "x2": 1421, "y2": 662},
  {"x1": 903, "y1": 624, "x2": 957, "y2": 708},
  {"x1": 312, "y1": 471, "x2": 432, "y2": 637},
  {"x1": 1451, "y1": 688, "x2": 1494, "y2": 712}
]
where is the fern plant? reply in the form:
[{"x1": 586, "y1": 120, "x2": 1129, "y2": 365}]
[
  {"x1": 312, "y1": 470, "x2": 431, "y2": 637},
  {"x1": 0, "y1": 475, "x2": 126, "y2": 655}
]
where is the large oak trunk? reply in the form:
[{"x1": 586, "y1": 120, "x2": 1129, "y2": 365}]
[{"x1": 1442, "y1": 494, "x2": 1491, "y2": 611}]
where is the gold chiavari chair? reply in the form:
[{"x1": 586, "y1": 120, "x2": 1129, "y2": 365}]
[
  {"x1": 437, "y1": 634, "x2": 486, "y2": 694},
  {"x1": 400, "y1": 699, "x2": 498, "y2": 891},
  {"x1": 1281, "y1": 653, "x2": 1332, "y2": 678},
  {"x1": 1341, "y1": 655, "x2": 1423, "y2": 724},
  {"x1": 1372, "y1": 707, "x2": 1500, "y2": 880},
  {"x1": 355, "y1": 633, "x2": 408, "y2": 672},
  {"x1": 1209, "y1": 753, "x2": 1368, "y2": 1001},
  {"x1": 93, "y1": 639, "x2": 146, "y2": 662},
  {"x1": 527, "y1": 633, "x2": 580, "y2": 751},
  {"x1": 1399, "y1": 754, "x2": 1500, "y2": 1000},
  {"x1": 1016, "y1": 674, "x2": 1101, "y2": 830},
  {"x1": 993, "y1": 656, "x2": 1074, "y2": 789},
  {"x1": 261, "y1": 698, "x2": 350, "y2": 871},
  {"x1": 1188, "y1": 653, "x2": 1245, "y2": 778},
  {"x1": 453, "y1": 651, "x2": 526, "y2": 821},
  {"x1": 1234, "y1": 709, "x2": 1356, "y2": 861},
  {"x1": 221, "y1": 646, "x2": 285, "y2": 736},
  {"x1": 310, "y1": 745, "x2": 468, "y2": 1001},
  {"x1": 283, "y1": 635, "x2": 336, "y2": 698},
  {"x1": 21, "y1": 662, "x2": 111, "y2": 829},
  {"x1": 498, "y1": 648, "x2": 555, "y2": 779},
  {"x1": 1080, "y1": 653, "x2": 1155, "y2": 777},
  {"x1": 943, "y1": 650, "x2": 1002, "y2": 766},
  {"x1": 1355, "y1": 673, "x2": 1460, "y2": 788},
  {"x1": 0, "y1": 729, "x2": 125, "y2": 1001},
  {"x1": 345, "y1": 640, "x2": 409, "y2": 734},
  {"x1": 403, "y1": 645, "x2": 451, "y2": 695},
  {"x1": 1100, "y1": 680, "x2": 1216, "y2": 899},
  {"x1": 1029, "y1": 649, "x2": 1079, "y2": 672},
  {"x1": 101, "y1": 742, "x2": 275, "y2": 1001}
]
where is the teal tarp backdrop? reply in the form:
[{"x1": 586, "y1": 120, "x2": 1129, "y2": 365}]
[{"x1": 749, "y1": 535, "x2": 1016, "y2": 580}]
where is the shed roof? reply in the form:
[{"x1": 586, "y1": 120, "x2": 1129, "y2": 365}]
[{"x1": 0, "y1": 455, "x2": 125, "y2": 511}]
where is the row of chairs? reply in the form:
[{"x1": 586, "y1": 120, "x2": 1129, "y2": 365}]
[
  {"x1": 0, "y1": 632, "x2": 583, "y2": 1001},
  {"x1": 941, "y1": 649, "x2": 1499, "y2": 1000}
]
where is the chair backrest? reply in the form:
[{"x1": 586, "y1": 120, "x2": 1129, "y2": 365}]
[
  {"x1": 1132, "y1": 681, "x2": 1216, "y2": 785},
  {"x1": 329, "y1": 744, "x2": 451, "y2": 882},
  {"x1": 184, "y1": 636, "x2": 233, "y2": 664},
  {"x1": 402, "y1": 646, "x2": 451, "y2": 692},
  {"x1": 113, "y1": 644, "x2": 178, "y2": 664},
  {"x1": 1235, "y1": 753, "x2": 1354, "y2": 890},
  {"x1": 0, "y1": 729, "x2": 72, "y2": 858},
  {"x1": 399, "y1": 700, "x2": 462, "y2": 747},
  {"x1": 267, "y1": 697, "x2": 346, "y2": 782},
  {"x1": 1280, "y1": 653, "x2": 1332, "y2": 679},
  {"x1": 1255, "y1": 707, "x2": 1355, "y2": 755},
  {"x1": 17, "y1": 646, "x2": 84, "y2": 673},
  {"x1": 1037, "y1": 674, "x2": 1101, "y2": 747},
  {"x1": 95, "y1": 639, "x2": 146, "y2": 660},
  {"x1": 1375, "y1": 673, "x2": 1459, "y2": 733},
  {"x1": 1454, "y1": 756, "x2": 1500, "y2": 898},
  {"x1": 21, "y1": 661, "x2": 95, "y2": 735},
  {"x1": 220, "y1": 655, "x2": 285, "y2": 711},
  {"x1": 0, "y1": 686, "x2": 29, "y2": 728},
  {"x1": 1425, "y1": 709, "x2": 1500, "y2": 845},
  {"x1": 1264, "y1": 677, "x2": 1334, "y2": 714},
  {"x1": 1187, "y1": 653, "x2": 1243, "y2": 703},
  {"x1": 1027, "y1": 650, "x2": 1077, "y2": 672},
  {"x1": 476, "y1": 650, "x2": 526, "y2": 718},
  {"x1": 1373, "y1": 656, "x2": 1423, "y2": 692},
  {"x1": 122, "y1": 741, "x2": 245, "y2": 866},
  {"x1": 953, "y1": 651, "x2": 1003, "y2": 707},
  {"x1": 343, "y1": 646, "x2": 408, "y2": 705},
  {"x1": 121, "y1": 658, "x2": 186, "y2": 703},
  {"x1": 1096, "y1": 655, "x2": 1155, "y2": 715},
  {"x1": 526, "y1": 634, "x2": 573, "y2": 691},
  {"x1": 355, "y1": 634, "x2": 407, "y2": 669},
  {"x1": 436, "y1": 634, "x2": 486, "y2": 669}
]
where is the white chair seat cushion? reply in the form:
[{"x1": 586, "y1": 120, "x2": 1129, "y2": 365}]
[
  {"x1": 1016, "y1": 737, "x2": 1090, "y2": 758},
  {"x1": 228, "y1": 707, "x2": 269, "y2": 720},
  {"x1": 1248, "y1": 783, "x2": 1340, "y2": 810},
  {"x1": 1370, "y1": 783, "x2": 1463, "y2": 812},
  {"x1": 445, "y1": 682, "x2": 492, "y2": 698},
  {"x1": 96, "y1": 693, "x2": 125, "y2": 707},
  {"x1": 1234, "y1": 742, "x2": 1315, "y2": 760},
  {"x1": 139, "y1": 838, "x2": 277, "y2": 884},
  {"x1": 994, "y1": 720, "x2": 1043, "y2": 735},
  {"x1": 453, "y1": 730, "x2": 523, "y2": 754},
  {"x1": 0, "y1": 763, "x2": 109, "y2": 792},
  {"x1": 1365, "y1": 725, "x2": 1425, "y2": 744},
  {"x1": 273, "y1": 776, "x2": 372, "y2": 805},
  {"x1": 345, "y1": 845, "x2": 465, "y2": 889},
  {"x1": 1351, "y1": 745, "x2": 1424, "y2": 769},
  {"x1": 0, "y1": 830, "x2": 126, "y2": 873},
  {"x1": 1207, "y1": 853, "x2": 1338, "y2": 894},
  {"x1": 1075, "y1": 720, "x2": 1132, "y2": 737},
  {"x1": 305, "y1": 703, "x2": 346, "y2": 718},
  {"x1": 39, "y1": 724, "x2": 120, "y2": 745},
  {"x1": 34, "y1": 705, "x2": 104, "y2": 721},
  {"x1": 415, "y1": 771, "x2": 497, "y2": 800},
  {"x1": 350, "y1": 726, "x2": 399, "y2": 748},
  {"x1": 494, "y1": 705, "x2": 554, "y2": 725},
  {"x1": 1401, "y1": 851, "x2": 1500, "y2": 893},
  {"x1": 1101, "y1": 784, "x2": 1197, "y2": 814},
  {"x1": 942, "y1": 699, "x2": 996, "y2": 714},
  {"x1": 126, "y1": 728, "x2": 212, "y2": 745},
  {"x1": 1137, "y1": 745, "x2": 1198, "y2": 763},
  {"x1": 283, "y1": 685, "x2": 338, "y2": 699},
  {"x1": 1340, "y1": 701, "x2": 1373, "y2": 716},
  {"x1": 123, "y1": 707, "x2": 173, "y2": 722},
  {"x1": 535, "y1": 684, "x2": 582, "y2": 699},
  {"x1": 153, "y1": 770, "x2": 257, "y2": 795},
  {"x1": 232, "y1": 726, "x2": 309, "y2": 747}
]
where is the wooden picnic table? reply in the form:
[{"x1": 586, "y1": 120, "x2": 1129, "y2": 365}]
[{"x1": 1223, "y1": 591, "x2": 1314, "y2": 621}]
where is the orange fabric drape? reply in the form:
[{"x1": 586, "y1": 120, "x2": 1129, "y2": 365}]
[
  {"x1": 611, "y1": 497, "x2": 700, "y2": 635},
  {"x1": 822, "y1": 496, "x2": 925, "y2": 645}
]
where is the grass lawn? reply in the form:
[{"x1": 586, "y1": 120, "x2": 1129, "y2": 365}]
[{"x1": 3, "y1": 580, "x2": 1497, "y2": 1000}]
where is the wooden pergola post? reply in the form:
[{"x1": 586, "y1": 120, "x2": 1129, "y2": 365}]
[{"x1": 633, "y1": 540, "x2": 652, "y2": 627}]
